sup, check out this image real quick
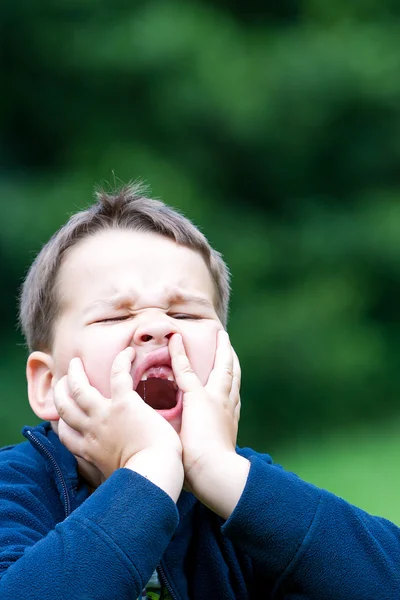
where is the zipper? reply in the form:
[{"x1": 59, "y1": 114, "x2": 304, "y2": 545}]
[
  {"x1": 157, "y1": 562, "x2": 178, "y2": 600},
  {"x1": 25, "y1": 429, "x2": 72, "y2": 518},
  {"x1": 25, "y1": 430, "x2": 177, "y2": 597}
]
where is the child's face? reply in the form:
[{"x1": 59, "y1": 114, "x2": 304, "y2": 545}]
[{"x1": 50, "y1": 228, "x2": 223, "y2": 432}]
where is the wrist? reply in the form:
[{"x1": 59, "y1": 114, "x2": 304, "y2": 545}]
[
  {"x1": 124, "y1": 447, "x2": 184, "y2": 502},
  {"x1": 188, "y1": 451, "x2": 250, "y2": 520}
]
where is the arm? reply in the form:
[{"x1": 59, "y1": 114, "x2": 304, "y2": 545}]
[
  {"x1": 222, "y1": 454, "x2": 400, "y2": 599},
  {"x1": 1, "y1": 347, "x2": 184, "y2": 600},
  {"x1": 169, "y1": 330, "x2": 248, "y2": 517},
  {"x1": 170, "y1": 331, "x2": 400, "y2": 599},
  {"x1": 0, "y1": 457, "x2": 178, "y2": 600}
]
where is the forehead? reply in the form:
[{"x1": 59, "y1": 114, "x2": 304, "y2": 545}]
[{"x1": 57, "y1": 229, "x2": 216, "y2": 308}]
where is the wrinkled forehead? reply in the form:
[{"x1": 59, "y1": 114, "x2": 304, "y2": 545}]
[{"x1": 56, "y1": 229, "x2": 217, "y2": 311}]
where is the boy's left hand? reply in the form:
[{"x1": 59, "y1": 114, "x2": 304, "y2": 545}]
[{"x1": 169, "y1": 330, "x2": 250, "y2": 519}]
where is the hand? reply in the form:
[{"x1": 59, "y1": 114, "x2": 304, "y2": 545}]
[
  {"x1": 53, "y1": 347, "x2": 184, "y2": 498},
  {"x1": 169, "y1": 330, "x2": 242, "y2": 496}
]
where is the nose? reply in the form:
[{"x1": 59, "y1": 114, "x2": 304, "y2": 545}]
[{"x1": 132, "y1": 313, "x2": 178, "y2": 347}]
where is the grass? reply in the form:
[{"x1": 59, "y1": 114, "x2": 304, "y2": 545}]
[{"x1": 274, "y1": 418, "x2": 400, "y2": 525}]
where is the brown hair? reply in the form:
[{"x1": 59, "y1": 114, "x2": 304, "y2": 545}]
[{"x1": 19, "y1": 182, "x2": 231, "y2": 351}]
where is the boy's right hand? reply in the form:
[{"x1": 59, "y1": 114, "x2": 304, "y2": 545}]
[{"x1": 53, "y1": 347, "x2": 184, "y2": 501}]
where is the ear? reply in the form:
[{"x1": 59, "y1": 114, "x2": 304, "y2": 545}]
[{"x1": 26, "y1": 352, "x2": 60, "y2": 421}]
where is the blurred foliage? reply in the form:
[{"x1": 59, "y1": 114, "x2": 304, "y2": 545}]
[
  {"x1": 277, "y1": 418, "x2": 400, "y2": 524},
  {"x1": 2, "y1": 0, "x2": 400, "y2": 456}
]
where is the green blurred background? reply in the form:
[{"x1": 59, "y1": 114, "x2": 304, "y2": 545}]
[{"x1": 2, "y1": 1, "x2": 400, "y2": 522}]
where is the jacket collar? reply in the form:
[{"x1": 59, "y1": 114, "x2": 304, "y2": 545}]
[
  {"x1": 22, "y1": 422, "x2": 198, "y2": 517},
  {"x1": 22, "y1": 422, "x2": 90, "y2": 515}
]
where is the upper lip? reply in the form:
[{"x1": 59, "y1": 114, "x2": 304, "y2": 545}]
[{"x1": 132, "y1": 347, "x2": 172, "y2": 391}]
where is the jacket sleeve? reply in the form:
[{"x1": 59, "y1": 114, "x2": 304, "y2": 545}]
[
  {"x1": 222, "y1": 454, "x2": 400, "y2": 600},
  {"x1": 0, "y1": 459, "x2": 179, "y2": 600}
]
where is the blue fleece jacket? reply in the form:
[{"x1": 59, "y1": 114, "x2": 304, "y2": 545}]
[{"x1": 0, "y1": 422, "x2": 399, "y2": 599}]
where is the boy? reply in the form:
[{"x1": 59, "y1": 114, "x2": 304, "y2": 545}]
[{"x1": 0, "y1": 183, "x2": 399, "y2": 599}]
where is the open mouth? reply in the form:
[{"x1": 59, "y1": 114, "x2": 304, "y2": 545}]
[{"x1": 135, "y1": 365, "x2": 179, "y2": 411}]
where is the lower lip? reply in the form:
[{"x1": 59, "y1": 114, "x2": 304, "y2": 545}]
[{"x1": 156, "y1": 389, "x2": 183, "y2": 422}]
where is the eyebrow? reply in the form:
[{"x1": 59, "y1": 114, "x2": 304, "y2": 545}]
[
  {"x1": 84, "y1": 290, "x2": 214, "y2": 314},
  {"x1": 169, "y1": 291, "x2": 214, "y2": 309},
  {"x1": 84, "y1": 293, "x2": 137, "y2": 314}
]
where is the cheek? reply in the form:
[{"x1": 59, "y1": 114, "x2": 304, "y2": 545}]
[
  {"x1": 81, "y1": 336, "x2": 128, "y2": 398},
  {"x1": 74, "y1": 331, "x2": 127, "y2": 397},
  {"x1": 52, "y1": 316, "x2": 134, "y2": 396},
  {"x1": 82, "y1": 353, "x2": 115, "y2": 397},
  {"x1": 185, "y1": 324, "x2": 223, "y2": 385}
]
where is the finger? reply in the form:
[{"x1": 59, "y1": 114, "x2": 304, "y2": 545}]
[
  {"x1": 229, "y1": 349, "x2": 241, "y2": 406},
  {"x1": 206, "y1": 330, "x2": 234, "y2": 394},
  {"x1": 58, "y1": 418, "x2": 85, "y2": 458},
  {"x1": 53, "y1": 376, "x2": 88, "y2": 432},
  {"x1": 169, "y1": 334, "x2": 202, "y2": 393},
  {"x1": 234, "y1": 400, "x2": 241, "y2": 423},
  {"x1": 110, "y1": 347, "x2": 135, "y2": 400},
  {"x1": 67, "y1": 357, "x2": 103, "y2": 413}
]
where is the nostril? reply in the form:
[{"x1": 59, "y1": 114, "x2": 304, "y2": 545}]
[
  {"x1": 165, "y1": 333, "x2": 173, "y2": 340},
  {"x1": 140, "y1": 334, "x2": 153, "y2": 342}
]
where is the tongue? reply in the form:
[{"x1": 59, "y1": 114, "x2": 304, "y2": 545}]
[{"x1": 136, "y1": 378, "x2": 178, "y2": 410}]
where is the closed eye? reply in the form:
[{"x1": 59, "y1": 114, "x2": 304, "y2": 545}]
[
  {"x1": 170, "y1": 314, "x2": 201, "y2": 320},
  {"x1": 93, "y1": 313, "x2": 201, "y2": 324},
  {"x1": 96, "y1": 315, "x2": 130, "y2": 323}
]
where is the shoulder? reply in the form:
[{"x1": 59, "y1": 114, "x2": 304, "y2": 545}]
[
  {"x1": 236, "y1": 446, "x2": 274, "y2": 465},
  {"x1": 0, "y1": 435, "x2": 67, "y2": 577},
  {"x1": 0, "y1": 437, "x2": 55, "y2": 503},
  {"x1": 0, "y1": 438, "x2": 47, "y2": 476},
  {"x1": 0, "y1": 427, "x2": 66, "y2": 524}
]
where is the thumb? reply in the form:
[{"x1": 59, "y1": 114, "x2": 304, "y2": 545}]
[
  {"x1": 110, "y1": 347, "x2": 135, "y2": 400},
  {"x1": 169, "y1": 334, "x2": 202, "y2": 394}
]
